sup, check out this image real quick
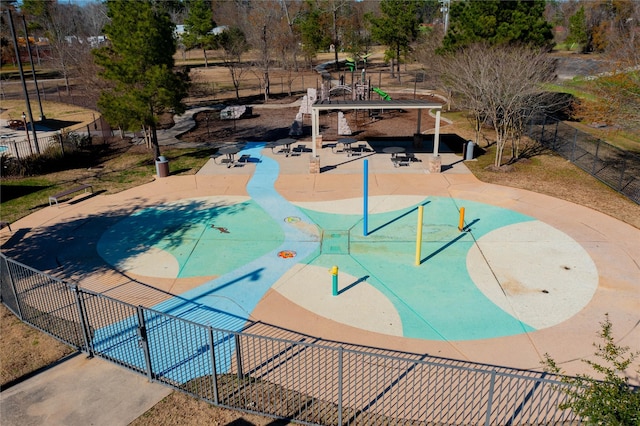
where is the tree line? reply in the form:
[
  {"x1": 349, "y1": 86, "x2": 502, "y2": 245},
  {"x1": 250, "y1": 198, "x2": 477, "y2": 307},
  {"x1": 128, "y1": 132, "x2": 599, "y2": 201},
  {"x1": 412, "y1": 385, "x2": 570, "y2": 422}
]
[{"x1": 1, "y1": 0, "x2": 638, "y2": 166}]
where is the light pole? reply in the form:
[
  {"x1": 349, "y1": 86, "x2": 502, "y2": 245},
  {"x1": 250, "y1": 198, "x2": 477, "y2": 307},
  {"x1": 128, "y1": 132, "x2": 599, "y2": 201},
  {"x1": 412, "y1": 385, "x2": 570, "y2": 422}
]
[
  {"x1": 22, "y1": 112, "x2": 33, "y2": 155},
  {"x1": 440, "y1": 0, "x2": 450, "y2": 33}
]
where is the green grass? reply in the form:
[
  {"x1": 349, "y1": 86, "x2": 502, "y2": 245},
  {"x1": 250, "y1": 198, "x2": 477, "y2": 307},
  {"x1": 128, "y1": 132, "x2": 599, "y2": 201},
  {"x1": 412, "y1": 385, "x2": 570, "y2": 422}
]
[
  {"x1": 542, "y1": 82, "x2": 598, "y2": 101},
  {"x1": 0, "y1": 145, "x2": 217, "y2": 224}
]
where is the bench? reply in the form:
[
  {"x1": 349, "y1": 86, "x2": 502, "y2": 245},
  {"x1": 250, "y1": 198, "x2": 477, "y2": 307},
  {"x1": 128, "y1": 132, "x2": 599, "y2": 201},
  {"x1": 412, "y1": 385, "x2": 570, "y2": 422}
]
[
  {"x1": 49, "y1": 184, "x2": 93, "y2": 206},
  {"x1": 0, "y1": 221, "x2": 11, "y2": 232}
]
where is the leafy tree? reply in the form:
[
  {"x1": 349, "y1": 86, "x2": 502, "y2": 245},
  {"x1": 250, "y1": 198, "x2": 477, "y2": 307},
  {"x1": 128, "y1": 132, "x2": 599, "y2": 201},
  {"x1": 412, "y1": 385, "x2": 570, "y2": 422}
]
[
  {"x1": 217, "y1": 26, "x2": 249, "y2": 100},
  {"x1": 578, "y1": 0, "x2": 638, "y2": 54},
  {"x1": 93, "y1": 0, "x2": 188, "y2": 159},
  {"x1": 543, "y1": 314, "x2": 640, "y2": 426},
  {"x1": 566, "y1": 6, "x2": 588, "y2": 50},
  {"x1": 0, "y1": 1, "x2": 20, "y2": 67},
  {"x1": 295, "y1": 1, "x2": 329, "y2": 67},
  {"x1": 182, "y1": 0, "x2": 216, "y2": 67},
  {"x1": 568, "y1": 1, "x2": 639, "y2": 133},
  {"x1": 440, "y1": 0, "x2": 554, "y2": 52},
  {"x1": 367, "y1": 0, "x2": 421, "y2": 76},
  {"x1": 337, "y1": 0, "x2": 370, "y2": 65}
]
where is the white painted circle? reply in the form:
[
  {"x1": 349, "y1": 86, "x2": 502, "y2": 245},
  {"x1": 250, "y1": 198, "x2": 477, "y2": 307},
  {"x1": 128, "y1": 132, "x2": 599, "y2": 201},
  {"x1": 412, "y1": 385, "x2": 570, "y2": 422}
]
[{"x1": 467, "y1": 221, "x2": 598, "y2": 329}]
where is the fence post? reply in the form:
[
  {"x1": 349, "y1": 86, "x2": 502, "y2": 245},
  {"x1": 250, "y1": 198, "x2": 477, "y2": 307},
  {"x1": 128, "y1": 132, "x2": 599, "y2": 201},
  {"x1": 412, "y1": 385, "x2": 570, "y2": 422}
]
[
  {"x1": 137, "y1": 306, "x2": 154, "y2": 381},
  {"x1": 58, "y1": 134, "x2": 65, "y2": 157},
  {"x1": 4, "y1": 258, "x2": 24, "y2": 320},
  {"x1": 484, "y1": 370, "x2": 497, "y2": 426},
  {"x1": 71, "y1": 285, "x2": 94, "y2": 357},
  {"x1": 571, "y1": 128, "x2": 578, "y2": 162},
  {"x1": 208, "y1": 327, "x2": 220, "y2": 405},
  {"x1": 617, "y1": 154, "x2": 628, "y2": 192},
  {"x1": 12, "y1": 142, "x2": 21, "y2": 162},
  {"x1": 592, "y1": 140, "x2": 601, "y2": 175},
  {"x1": 235, "y1": 333, "x2": 244, "y2": 380},
  {"x1": 338, "y1": 346, "x2": 343, "y2": 425},
  {"x1": 553, "y1": 119, "x2": 559, "y2": 151}
]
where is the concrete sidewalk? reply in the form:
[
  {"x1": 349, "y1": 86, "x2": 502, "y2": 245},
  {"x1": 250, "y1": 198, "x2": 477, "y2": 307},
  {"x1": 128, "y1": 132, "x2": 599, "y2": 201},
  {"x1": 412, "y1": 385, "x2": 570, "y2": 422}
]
[{"x1": 0, "y1": 354, "x2": 171, "y2": 426}]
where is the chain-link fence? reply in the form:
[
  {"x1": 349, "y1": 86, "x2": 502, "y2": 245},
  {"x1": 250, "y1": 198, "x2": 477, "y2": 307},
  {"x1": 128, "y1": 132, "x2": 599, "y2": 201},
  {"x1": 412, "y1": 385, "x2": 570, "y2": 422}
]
[
  {"x1": 1, "y1": 253, "x2": 586, "y2": 425},
  {"x1": 528, "y1": 114, "x2": 640, "y2": 204}
]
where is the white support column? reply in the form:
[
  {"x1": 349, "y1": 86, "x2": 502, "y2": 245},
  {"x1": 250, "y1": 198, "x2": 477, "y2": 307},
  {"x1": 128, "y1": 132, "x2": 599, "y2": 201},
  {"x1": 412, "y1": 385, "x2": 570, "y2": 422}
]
[
  {"x1": 433, "y1": 109, "x2": 441, "y2": 157},
  {"x1": 312, "y1": 108, "x2": 318, "y2": 157}
]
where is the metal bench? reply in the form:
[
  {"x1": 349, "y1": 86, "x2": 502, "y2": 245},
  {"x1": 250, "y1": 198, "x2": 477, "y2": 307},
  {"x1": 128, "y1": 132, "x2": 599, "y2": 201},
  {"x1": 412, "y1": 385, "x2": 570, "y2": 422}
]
[
  {"x1": 49, "y1": 184, "x2": 93, "y2": 206},
  {"x1": 0, "y1": 221, "x2": 11, "y2": 232}
]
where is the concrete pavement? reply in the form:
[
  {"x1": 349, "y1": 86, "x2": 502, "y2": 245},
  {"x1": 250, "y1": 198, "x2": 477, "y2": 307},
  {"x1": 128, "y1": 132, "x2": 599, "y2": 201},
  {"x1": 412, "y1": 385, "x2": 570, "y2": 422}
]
[{"x1": 1, "y1": 116, "x2": 639, "y2": 425}]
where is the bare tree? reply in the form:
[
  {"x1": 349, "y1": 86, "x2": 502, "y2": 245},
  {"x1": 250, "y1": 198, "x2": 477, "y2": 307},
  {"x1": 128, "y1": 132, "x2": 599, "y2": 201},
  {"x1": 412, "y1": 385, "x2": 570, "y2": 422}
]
[
  {"x1": 246, "y1": 0, "x2": 283, "y2": 101},
  {"x1": 218, "y1": 26, "x2": 249, "y2": 100},
  {"x1": 434, "y1": 44, "x2": 557, "y2": 168}
]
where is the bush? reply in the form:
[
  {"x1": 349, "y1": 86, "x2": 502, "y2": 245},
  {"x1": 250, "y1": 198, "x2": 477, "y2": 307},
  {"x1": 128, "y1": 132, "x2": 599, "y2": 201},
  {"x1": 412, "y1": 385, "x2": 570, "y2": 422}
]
[{"x1": 542, "y1": 314, "x2": 640, "y2": 425}]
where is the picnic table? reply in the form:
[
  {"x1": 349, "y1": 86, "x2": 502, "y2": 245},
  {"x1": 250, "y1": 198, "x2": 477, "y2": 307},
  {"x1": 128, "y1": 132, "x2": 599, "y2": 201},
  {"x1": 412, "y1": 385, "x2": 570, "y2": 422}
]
[
  {"x1": 383, "y1": 146, "x2": 413, "y2": 167},
  {"x1": 215, "y1": 146, "x2": 240, "y2": 168},
  {"x1": 333, "y1": 138, "x2": 358, "y2": 156},
  {"x1": 272, "y1": 138, "x2": 297, "y2": 157}
]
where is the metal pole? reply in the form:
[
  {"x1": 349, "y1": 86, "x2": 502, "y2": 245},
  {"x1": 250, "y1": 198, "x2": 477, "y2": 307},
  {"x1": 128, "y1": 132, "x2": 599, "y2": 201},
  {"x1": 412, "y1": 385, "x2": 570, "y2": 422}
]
[
  {"x1": 72, "y1": 285, "x2": 94, "y2": 357},
  {"x1": 363, "y1": 159, "x2": 369, "y2": 236},
  {"x1": 617, "y1": 155, "x2": 627, "y2": 192},
  {"x1": 415, "y1": 206, "x2": 424, "y2": 266},
  {"x1": 22, "y1": 112, "x2": 33, "y2": 155},
  {"x1": 337, "y1": 346, "x2": 343, "y2": 425},
  {"x1": 571, "y1": 128, "x2": 578, "y2": 162},
  {"x1": 484, "y1": 370, "x2": 497, "y2": 426},
  {"x1": 136, "y1": 306, "x2": 154, "y2": 381},
  {"x1": 21, "y1": 15, "x2": 45, "y2": 121},
  {"x1": 208, "y1": 327, "x2": 220, "y2": 405},
  {"x1": 6, "y1": 9, "x2": 39, "y2": 154},
  {"x1": 234, "y1": 334, "x2": 244, "y2": 380},
  {"x1": 3, "y1": 257, "x2": 24, "y2": 320},
  {"x1": 592, "y1": 140, "x2": 601, "y2": 175}
]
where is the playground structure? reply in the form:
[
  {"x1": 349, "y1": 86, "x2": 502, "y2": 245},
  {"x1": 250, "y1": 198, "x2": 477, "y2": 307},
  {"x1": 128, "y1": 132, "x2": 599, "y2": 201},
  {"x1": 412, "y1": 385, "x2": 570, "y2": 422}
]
[{"x1": 290, "y1": 67, "x2": 394, "y2": 137}]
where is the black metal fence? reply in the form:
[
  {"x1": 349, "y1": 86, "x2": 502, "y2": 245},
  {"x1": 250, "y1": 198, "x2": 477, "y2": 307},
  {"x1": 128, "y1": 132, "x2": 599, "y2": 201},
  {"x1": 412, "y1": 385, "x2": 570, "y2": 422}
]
[
  {"x1": 0, "y1": 253, "x2": 585, "y2": 425},
  {"x1": 0, "y1": 115, "x2": 112, "y2": 161},
  {"x1": 528, "y1": 114, "x2": 640, "y2": 204}
]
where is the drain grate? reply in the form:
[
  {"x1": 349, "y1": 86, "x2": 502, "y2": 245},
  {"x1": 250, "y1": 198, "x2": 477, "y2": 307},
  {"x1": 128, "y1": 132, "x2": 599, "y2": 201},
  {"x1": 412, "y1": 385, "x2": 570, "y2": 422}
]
[{"x1": 322, "y1": 230, "x2": 349, "y2": 254}]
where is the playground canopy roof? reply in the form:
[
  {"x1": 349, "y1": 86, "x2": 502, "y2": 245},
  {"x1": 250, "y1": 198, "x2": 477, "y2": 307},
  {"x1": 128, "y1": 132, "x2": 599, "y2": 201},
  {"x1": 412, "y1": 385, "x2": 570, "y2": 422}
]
[
  {"x1": 311, "y1": 99, "x2": 442, "y2": 111},
  {"x1": 310, "y1": 99, "x2": 444, "y2": 157}
]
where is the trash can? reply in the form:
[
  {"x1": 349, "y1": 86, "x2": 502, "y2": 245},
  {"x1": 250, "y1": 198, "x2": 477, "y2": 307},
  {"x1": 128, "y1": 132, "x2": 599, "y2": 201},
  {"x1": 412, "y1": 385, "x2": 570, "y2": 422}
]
[
  {"x1": 155, "y1": 156, "x2": 169, "y2": 177},
  {"x1": 464, "y1": 140, "x2": 475, "y2": 161}
]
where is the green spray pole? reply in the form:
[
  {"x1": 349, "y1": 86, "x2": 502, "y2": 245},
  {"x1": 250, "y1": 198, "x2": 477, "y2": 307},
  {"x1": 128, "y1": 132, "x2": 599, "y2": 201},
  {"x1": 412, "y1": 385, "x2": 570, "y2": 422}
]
[
  {"x1": 330, "y1": 266, "x2": 339, "y2": 296},
  {"x1": 363, "y1": 159, "x2": 368, "y2": 236}
]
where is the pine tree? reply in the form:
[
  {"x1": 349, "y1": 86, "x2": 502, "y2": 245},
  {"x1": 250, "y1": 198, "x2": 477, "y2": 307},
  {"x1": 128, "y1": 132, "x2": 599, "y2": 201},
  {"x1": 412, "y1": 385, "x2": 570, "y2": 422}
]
[
  {"x1": 93, "y1": 0, "x2": 188, "y2": 159},
  {"x1": 440, "y1": 0, "x2": 553, "y2": 52}
]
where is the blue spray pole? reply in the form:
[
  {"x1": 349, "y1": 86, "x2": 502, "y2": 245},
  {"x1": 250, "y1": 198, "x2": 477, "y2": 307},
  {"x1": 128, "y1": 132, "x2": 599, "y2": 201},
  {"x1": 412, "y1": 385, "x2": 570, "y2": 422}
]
[{"x1": 363, "y1": 159, "x2": 369, "y2": 236}]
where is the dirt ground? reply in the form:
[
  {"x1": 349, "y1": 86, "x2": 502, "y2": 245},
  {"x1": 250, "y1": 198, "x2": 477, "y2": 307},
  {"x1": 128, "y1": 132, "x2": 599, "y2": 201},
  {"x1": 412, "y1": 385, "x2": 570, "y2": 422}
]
[{"x1": 177, "y1": 93, "x2": 441, "y2": 147}]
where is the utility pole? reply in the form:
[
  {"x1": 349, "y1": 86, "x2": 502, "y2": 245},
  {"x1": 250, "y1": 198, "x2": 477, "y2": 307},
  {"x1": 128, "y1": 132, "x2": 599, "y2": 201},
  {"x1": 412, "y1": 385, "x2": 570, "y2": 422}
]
[
  {"x1": 22, "y1": 15, "x2": 45, "y2": 121},
  {"x1": 6, "y1": 9, "x2": 40, "y2": 153}
]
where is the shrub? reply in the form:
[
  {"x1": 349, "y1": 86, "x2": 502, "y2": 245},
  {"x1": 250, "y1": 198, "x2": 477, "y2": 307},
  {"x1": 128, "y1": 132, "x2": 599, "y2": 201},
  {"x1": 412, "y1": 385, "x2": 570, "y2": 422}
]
[{"x1": 542, "y1": 314, "x2": 640, "y2": 425}]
